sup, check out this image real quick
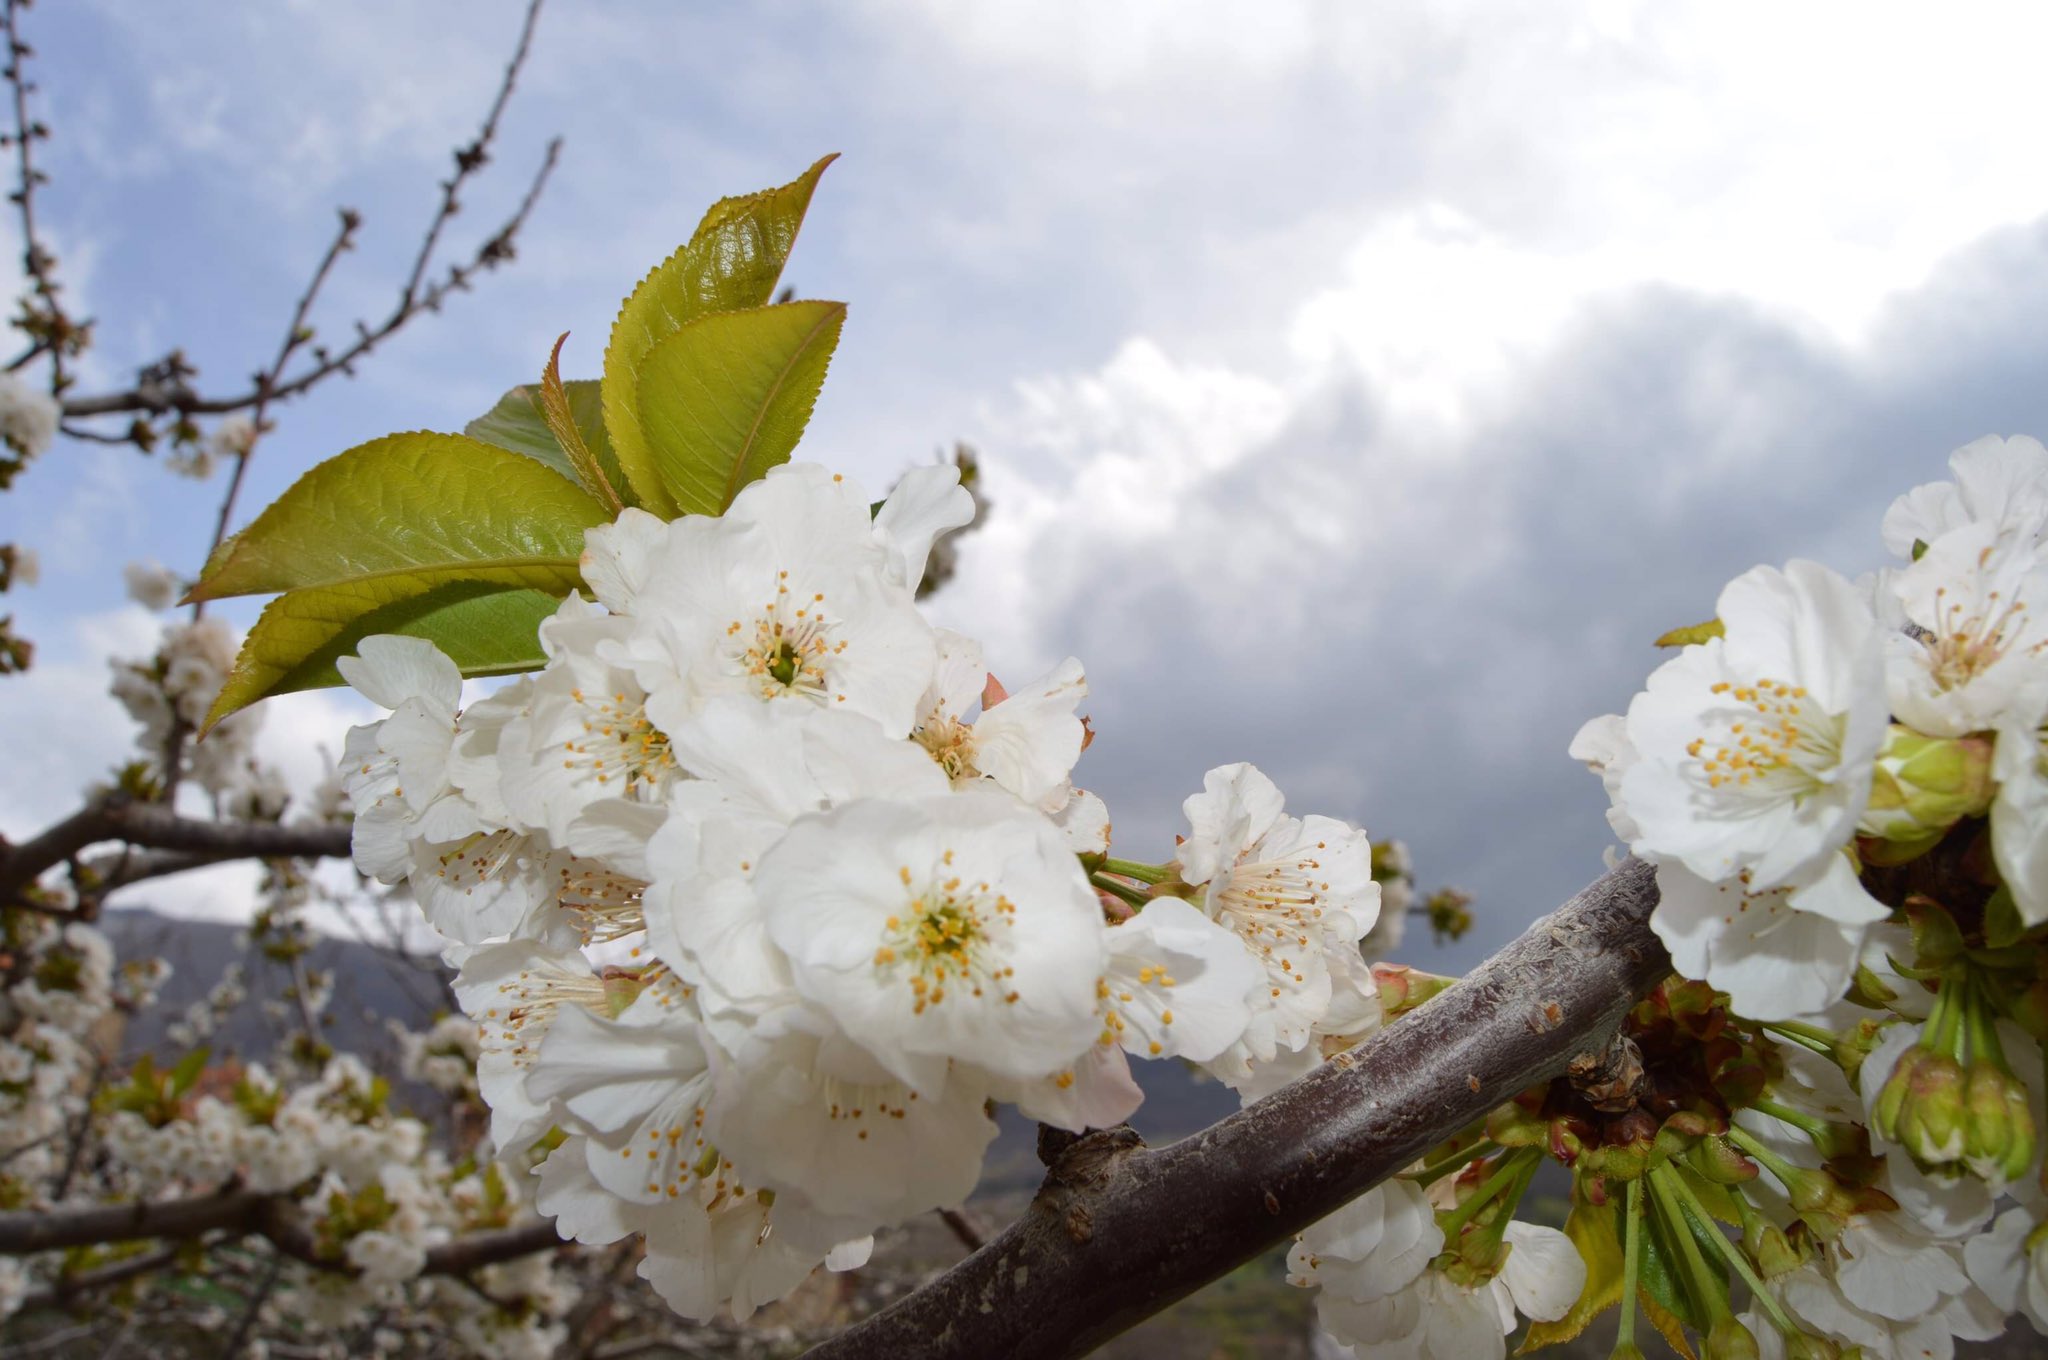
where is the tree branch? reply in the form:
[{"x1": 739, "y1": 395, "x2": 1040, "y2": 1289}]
[
  {"x1": 0, "y1": 1182, "x2": 564, "y2": 1281},
  {"x1": 807, "y1": 855, "x2": 1667, "y2": 1360},
  {"x1": 0, "y1": 797, "x2": 351, "y2": 905},
  {"x1": 1, "y1": 0, "x2": 80, "y2": 392},
  {"x1": 56, "y1": 0, "x2": 559, "y2": 426}
]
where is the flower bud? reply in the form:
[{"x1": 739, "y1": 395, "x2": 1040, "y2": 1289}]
[
  {"x1": 1688, "y1": 1134, "x2": 1759, "y2": 1184},
  {"x1": 1609, "y1": 1344, "x2": 1648, "y2": 1360},
  {"x1": 1742, "y1": 1217, "x2": 1802, "y2": 1278},
  {"x1": 1370, "y1": 963, "x2": 1455, "y2": 1018},
  {"x1": 1706, "y1": 1315, "x2": 1761, "y2": 1360},
  {"x1": 1782, "y1": 1334, "x2": 1842, "y2": 1360},
  {"x1": 1964, "y1": 1060, "x2": 2037, "y2": 1185},
  {"x1": 1892, "y1": 1052, "x2": 1968, "y2": 1166},
  {"x1": 1857, "y1": 726, "x2": 1994, "y2": 853}
]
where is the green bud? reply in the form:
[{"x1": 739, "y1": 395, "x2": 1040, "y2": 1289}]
[
  {"x1": 1784, "y1": 1335, "x2": 1843, "y2": 1360},
  {"x1": 1964, "y1": 1060, "x2": 2037, "y2": 1184},
  {"x1": 1904, "y1": 902, "x2": 1968, "y2": 970},
  {"x1": 1858, "y1": 727, "x2": 1995, "y2": 849},
  {"x1": 1486, "y1": 1100, "x2": 1546, "y2": 1149},
  {"x1": 1370, "y1": 963, "x2": 1456, "y2": 1018},
  {"x1": 1743, "y1": 1218, "x2": 1803, "y2": 1278},
  {"x1": 1609, "y1": 1344, "x2": 1648, "y2": 1360},
  {"x1": 1845, "y1": 962, "x2": 1900, "y2": 1010},
  {"x1": 1707, "y1": 1316, "x2": 1761, "y2": 1360},
  {"x1": 1895, "y1": 1052, "x2": 1968, "y2": 1167},
  {"x1": 1689, "y1": 1134, "x2": 1760, "y2": 1184}
]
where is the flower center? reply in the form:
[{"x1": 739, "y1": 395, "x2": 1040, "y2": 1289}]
[
  {"x1": 734, "y1": 571, "x2": 846, "y2": 703},
  {"x1": 914, "y1": 713, "x2": 979, "y2": 781},
  {"x1": 1923, "y1": 581, "x2": 2041, "y2": 692},
  {"x1": 433, "y1": 829, "x2": 526, "y2": 892},
  {"x1": 1688, "y1": 677, "x2": 1840, "y2": 796},
  {"x1": 556, "y1": 860, "x2": 648, "y2": 943},
  {"x1": 872, "y1": 858, "x2": 1018, "y2": 1014},
  {"x1": 564, "y1": 687, "x2": 676, "y2": 794}
]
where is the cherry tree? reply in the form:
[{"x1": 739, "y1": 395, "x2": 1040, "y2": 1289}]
[{"x1": 3, "y1": 3, "x2": 2046, "y2": 1359}]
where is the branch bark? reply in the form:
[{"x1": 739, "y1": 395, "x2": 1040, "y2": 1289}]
[
  {"x1": 0, "y1": 797, "x2": 352, "y2": 904},
  {"x1": 806, "y1": 855, "x2": 1667, "y2": 1360},
  {"x1": 0, "y1": 1182, "x2": 564, "y2": 1282}
]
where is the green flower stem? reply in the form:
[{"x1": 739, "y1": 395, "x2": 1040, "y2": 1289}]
[
  {"x1": 1721, "y1": 1126, "x2": 1805, "y2": 1199},
  {"x1": 1964, "y1": 973, "x2": 2015, "y2": 1075},
  {"x1": 1436, "y1": 1147, "x2": 1540, "y2": 1242},
  {"x1": 1760, "y1": 1018, "x2": 1840, "y2": 1048},
  {"x1": 1655, "y1": 1163, "x2": 1800, "y2": 1338},
  {"x1": 1098, "y1": 857, "x2": 1172, "y2": 885},
  {"x1": 1089, "y1": 873, "x2": 1149, "y2": 909},
  {"x1": 1645, "y1": 1163, "x2": 1731, "y2": 1329},
  {"x1": 1617, "y1": 1177, "x2": 1644, "y2": 1353},
  {"x1": 1758, "y1": 1022, "x2": 1833, "y2": 1057},
  {"x1": 1749, "y1": 1098, "x2": 1828, "y2": 1142},
  {"x1": 1399, "y1": 1138, "x2": 1501, "y2": 1188},
  {"x1": 1925, "y1": 974, "x2": 1966, "y2": 1056}
]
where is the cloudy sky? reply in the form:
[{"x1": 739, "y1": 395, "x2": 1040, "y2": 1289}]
[{"x1": 6, "y1": 0, "x2": 2048, "y2": 966}]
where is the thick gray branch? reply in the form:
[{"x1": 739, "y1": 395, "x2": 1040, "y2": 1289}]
[{"x1": 807, "y1": 855, "x2": 1666, "y2": 1360}]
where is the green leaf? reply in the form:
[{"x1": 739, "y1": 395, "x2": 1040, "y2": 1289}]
[
  {"x1": 1519, "y1": 1198, "x2": 1624, "y2": 1352},
  {"x1": 204, "y1": 575, "x2": 570, "y2": 729},
  {"x1": 167, "y1": 1047, "x2": 211, "y2": 1097},
  {"x1": 466, "y1": 378, "x2": 628, "y2": 501},
  {"x1": 191, "y1": 431, "x2": 608, "y2": 602},
  {"x1": 601, "y1": 155, "x2": 837, "y2": 513},
  {"x1": 539, "y1": 335, "x2": 624, "y2": 513},
  {"x1": 1654, "y1": 618, "x2": 1725, "y2": 649},
  {"x1": 1636, "y1": 1206, "x2": 1699, "y2": 1333},
  {"x1": 635, "y1": 300, "x2": 845, "y2": 515}
]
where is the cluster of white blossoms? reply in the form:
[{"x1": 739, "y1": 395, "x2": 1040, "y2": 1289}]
[
  {"x1": 1546, "y1": 433, "x2": 2048, "y2": 1357},
  {"x1": 0, "y1": 903, "x2": 574, "y2": 1356},
  {"x1": 109, "y1": 612, "x2": 285, "y2": 816},
  {"x1": 0, "y1": 370, "x2": 59, "y2": 462},
  {"x1": 1572, "y1": 434, "x2": 2048, "y2": 1021},
  {"x1": 338, "y1": 461, "x2": 1385, "y2": 1319}
]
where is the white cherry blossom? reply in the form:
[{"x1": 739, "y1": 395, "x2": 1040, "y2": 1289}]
[
  {"x1": 1649, "y1": 854, "x2": 1888, "y2": 1021},
  {"x1": 757, "y1": 791, "x2": 1107, "y2": 1087},
  {"x1": 617, "y1": 463, "x2": 937, "y2": 738},
  {"x1": 1176, "y1": 763, "x2": 1378, "y2": 1065},
  {"x1": 1618, "y1": 560, "x2": 1887, "y2": 889},
  {"x1": 1882, "y1": 433, "x2": 2048, "y2": 558},
  {"x1": 1886, "y1": 520, "x2": 2048, "y2": 737}
]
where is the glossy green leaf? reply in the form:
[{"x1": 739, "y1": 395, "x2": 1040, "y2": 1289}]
[
  {"x1": 635, "y1": 300, "x2": 845, "y2": 516},
  {"x1": 466, "y1": 378, "x2": 628, "y2": 501},
  {"x1": 1519, "y1": 1198, "x2": 1624, "y2": 1352},
  {"x1": 204, "y1": 573, "x2": 571, "y2": 729},
  {"x1": 601, "y1": 155, "x2": 836, "y2": 513},
  {"x1": 191, "y1": 431, "x2": 607, "y2": 603}
]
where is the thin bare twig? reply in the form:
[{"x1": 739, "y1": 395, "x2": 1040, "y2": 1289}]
[
  {"x1": 16, "y1": 1244, "x2": 187, "y2": 1313},
  {"x1": 1, "y1": 0, "x2": 77, "y2": 393},
  {"x1": 934, "y1": 1206, "x2": 986, "y2": 1253},
  {"x1": 222, "y1": 1252, "x2": 283, "y2": 1359},
  {"x1": 56, "y1": 0, "x2": 560, "y2": 428}
]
